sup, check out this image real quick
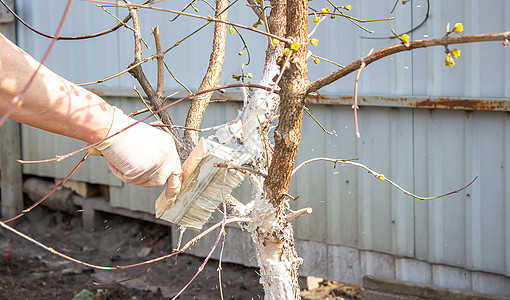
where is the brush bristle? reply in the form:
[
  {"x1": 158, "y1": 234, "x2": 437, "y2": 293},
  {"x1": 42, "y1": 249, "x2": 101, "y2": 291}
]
[
  {"x1": 157, "y1": 139, "x2": 248, "y2": 230},
  {"x1": 179, "y1": 169, "x2": 244, "y2": 230}
]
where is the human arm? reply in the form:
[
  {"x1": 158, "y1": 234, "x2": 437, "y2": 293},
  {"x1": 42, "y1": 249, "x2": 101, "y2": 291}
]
[
  {"x1": 0, "y1": 33, "x2": 114, "y2": 143},
  {"x1": 0, "y1": 33, "x2": 182, "y2": 197}
]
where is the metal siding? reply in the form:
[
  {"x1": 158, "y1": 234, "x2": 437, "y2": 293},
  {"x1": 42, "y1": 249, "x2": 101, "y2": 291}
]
[
  {"x1": 15, "y1": 0, "x2": 124, "y2": 88},
  {"x1": 412, "y1": 110, "x2": 510, "y2": 276},
  {"x1": 476, "y1": 112, "x2": 507, "y2": 274},
  {"x1": 291, "y1": 107, "x2": 329, "y2": 243},
  {"x1": 505, "y1": 114, "x2": 510, "y2": 277},
  {"x1": 291, "y1": 105, "x2": 415, "y2": 257},
  {"x1": 325, "y1": 105, "x2": 359, "y2": 247}
]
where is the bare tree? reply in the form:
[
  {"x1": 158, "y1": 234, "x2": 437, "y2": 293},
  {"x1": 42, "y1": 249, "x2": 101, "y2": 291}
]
[{"x1": 1, "y1": 0, "x2": 509, "y2": 299}]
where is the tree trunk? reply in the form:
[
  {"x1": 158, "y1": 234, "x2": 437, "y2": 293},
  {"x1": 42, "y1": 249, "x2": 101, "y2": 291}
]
[{"x1": 245, "y1": 0, "x2": 309, "y2": 298}]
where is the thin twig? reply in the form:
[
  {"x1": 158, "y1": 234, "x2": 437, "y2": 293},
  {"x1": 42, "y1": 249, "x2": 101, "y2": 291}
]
[
  {"x1": 292, "y1": 157, "x2": 479, "y2": 201},
  {"x1": 304, "y1": 106, "x2": 333, "y2": 135},
  {"x1": 309, "y1": 5, "x2": 373, "y2": 33},
  {"x1": 352, "y1": 48, "x2": 373, "y2": 138},
  {"x1": 286, "y1": 207, "x2": 312, "y2": 222},
  {"x1": 79, "y1": 20, "x2": 211, "y2": 87},
  {"x1": 310, "y1": 53, "x2": 344, "y2": 68},
  {"x1": 218, "y1": 169, "x2": 230, "y2": 300},
  {"x1": 154, "y1": 117, "x2": 240, "y2": 133},
  {"x1": 260, "y1": 0, "x2": 271, "y2": 44},
  {"x1": 85, "y1": 0, "x2": 293, "y2": 44},
  {"x1": 308, "y1": 15, "x2": 327, "y2": 38},
  {"x1": 246, "y1": 0, "x2": 264, "y2": 21},
  {"x1": 214, "y1": 163, "x2": 268, "y2": 178},
  {"x1": 0, "y1": 0, "x2": 131, "y2": 40},
  {"x1": 1, "y1": 217, "x2": 251, "y2": 275},
  {"x1": 2, "y1": 154, "x2": 88, "y2": 223},
  {"x1": 133, "y1": 86, "x2": 162, "y2": 123},
  {"x1": 362, "y1": 0, "x2": 430, "y2": 40},
  {"x1": 153, "y1": 27, "x2": 165, "y2": 100},
  {"x1": 170, "y1": 216, "x2": 252, "y2": 299},
  {"x1": 163, "y1": 60, "x2": 193, "y2": 94},
  {"x1": 312, "y1": 11, "x2": 395, "y2": 24},
  {"x1": 79, "y1": 54, "x2": 157, "y2": 86}
]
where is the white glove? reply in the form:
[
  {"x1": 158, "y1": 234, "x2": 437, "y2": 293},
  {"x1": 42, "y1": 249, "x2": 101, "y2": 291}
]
[{"x1": 88, "y1": 107, "x2": 182, "y2": 198}]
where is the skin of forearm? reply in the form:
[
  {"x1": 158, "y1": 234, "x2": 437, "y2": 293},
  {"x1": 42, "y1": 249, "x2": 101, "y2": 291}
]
[{"x1": 0, "y1": 33, "x2": 114, "y2": 144}]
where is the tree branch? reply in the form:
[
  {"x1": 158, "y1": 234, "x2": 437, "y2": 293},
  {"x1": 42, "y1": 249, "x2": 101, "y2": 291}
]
[
  {"x1": 292, "y1": 157, "x2": 479, "y2": 201},
  {"x1": 86, "y1": 0, "x2": 293, "y2": 44},
  {"x1": 153, "y1": 26, "x2": 165, "y2": 101},
  {"x1": 0, "y1": 0, "x2": 132, "y2": 40},
  {"x1": 308, "y1": 32, "x2": 510, "y2": 93},
  {"x1": 125, "y1": 2, "x2": 188, "y2": 156},
  {"x1": 184, "y1": 0, "x2": 229, "y2": 145}
]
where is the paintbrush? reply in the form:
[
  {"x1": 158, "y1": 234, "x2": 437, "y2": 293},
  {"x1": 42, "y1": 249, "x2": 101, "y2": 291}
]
[{"x1": 155, "y1": 137, "x2": 247, "y2": 230}]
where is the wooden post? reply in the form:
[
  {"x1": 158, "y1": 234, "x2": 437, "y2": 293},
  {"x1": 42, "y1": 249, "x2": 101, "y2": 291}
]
[{"x1": 0, "y1": 1, "x2": 23, "y2": 219}]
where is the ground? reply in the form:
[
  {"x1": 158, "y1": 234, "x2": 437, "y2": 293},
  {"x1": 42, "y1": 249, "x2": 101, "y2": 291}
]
[{"x1": 0, "y1": 204, "x2": 363, "y2": 299}]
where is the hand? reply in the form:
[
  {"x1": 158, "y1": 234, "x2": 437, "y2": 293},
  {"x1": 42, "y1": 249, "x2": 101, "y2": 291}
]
[{"x1": 89, "y1": 108, "x2": 183, "y2": 198}]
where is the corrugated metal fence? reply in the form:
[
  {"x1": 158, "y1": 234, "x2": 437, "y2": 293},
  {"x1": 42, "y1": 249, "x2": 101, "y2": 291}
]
[{"x1": 13, "y1": 0, "x2": 510, "y2": 296}]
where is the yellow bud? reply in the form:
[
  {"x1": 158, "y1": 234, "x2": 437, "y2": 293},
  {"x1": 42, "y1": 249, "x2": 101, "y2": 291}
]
[
  {"x1": 247, "y1": 73, "x2": 253, "y2": 78},
  {"x1": 320, "y1": 7, "x2": 330, "y2": 16},
  {"x1": 284, "y1": 48, "x2": 290, "y2": 56},
  {"x1": 444, "y1": 54, "x2": 455, "y2": 67},
  {"x1": 238, "y1": 50, "x2": 244, "y2": 55},
  {"x1": 310, "y1": 38, "x2": 319, "y2": 46},
  {"x1": 401, "y1": 34, "x2": 410, "y2": 43},
  {"x1": 378, "y1": 174, "x2": 385, "y2": 181},
  {"x1": 291, "y1": 43, "x2": 300, "y2": 51},
  {"x1": 271, "y1": 38, "x2": 280, "y2": 45},
  {"x1": 453, "y1": 23, "x2": 463, "y2": 33},
  {"x1": 451, "y1": 49, "x2": 461, "y2": 58},
  {"x1": 313, "y1": 58, "x2": 320, "y2": 64},
  {"x1": 229, "y1": 27, "x2": 235, "y2": 34},
  {"x1": 253, "y1": 21, "x2": 259, "y2": 28},
  {"x1": 330, "y1": 14, "x2": 336, "y2": 19},
  {"x1": 193, "y1": 7, "x2": 199, "y2": 12},
  {"x1": 313, "y1": 16, "x2": 320, "y2": 23},
  {"x1": 345, "y1": 5, "x2": 351, "y2": 10}
]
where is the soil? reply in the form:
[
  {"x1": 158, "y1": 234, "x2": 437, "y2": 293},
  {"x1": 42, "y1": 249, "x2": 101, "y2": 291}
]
[{"x1": 0, "y1": 204, "x2": 363, "y2": 300}]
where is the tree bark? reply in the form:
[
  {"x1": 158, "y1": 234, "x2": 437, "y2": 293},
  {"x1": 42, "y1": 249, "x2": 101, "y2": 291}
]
[
  {"x1": 184, "y1": 0, "x2": 228, "y2": 145},
  {"x1": 265, "y1": 0, "x2": 308, "y2": 205},
  {"x1": 246, "y1": 0, "x2": 309, "y2": 298}
]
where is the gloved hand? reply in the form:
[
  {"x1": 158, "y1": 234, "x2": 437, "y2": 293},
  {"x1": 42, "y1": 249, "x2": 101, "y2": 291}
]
[{"x1": 88, "y1": 107, "x2": 182, "y2": 199}]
